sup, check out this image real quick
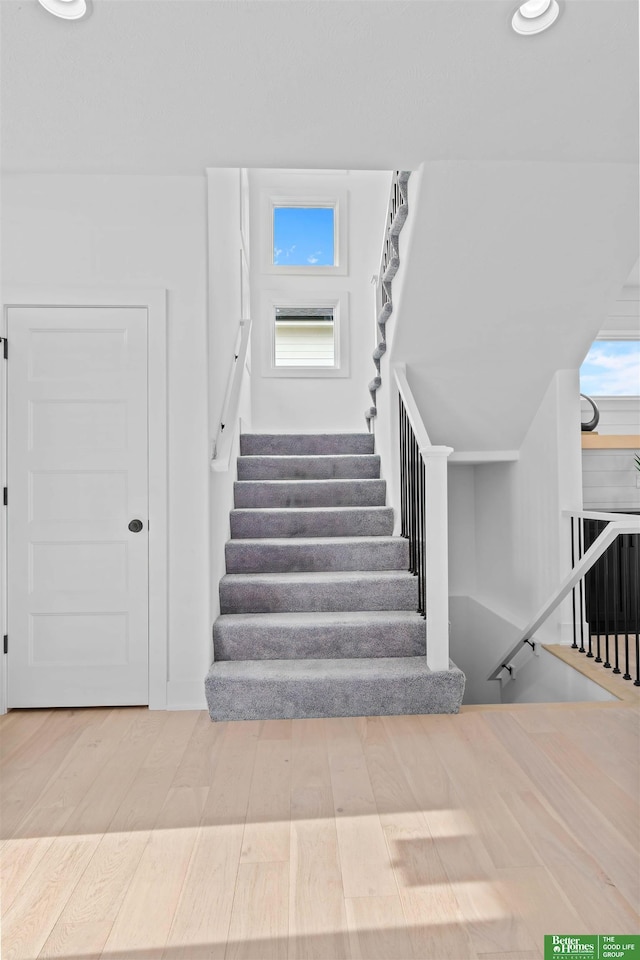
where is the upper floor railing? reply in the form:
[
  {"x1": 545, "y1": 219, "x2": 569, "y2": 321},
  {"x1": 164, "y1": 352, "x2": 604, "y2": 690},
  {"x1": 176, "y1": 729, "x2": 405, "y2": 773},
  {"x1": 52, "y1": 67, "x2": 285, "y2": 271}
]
[
  {"x1": 365, "y1": 170, "x2": 411, "y2": 431},
  {"x1": 569, "y1": 510, "x2": 639, "y2": 684}
]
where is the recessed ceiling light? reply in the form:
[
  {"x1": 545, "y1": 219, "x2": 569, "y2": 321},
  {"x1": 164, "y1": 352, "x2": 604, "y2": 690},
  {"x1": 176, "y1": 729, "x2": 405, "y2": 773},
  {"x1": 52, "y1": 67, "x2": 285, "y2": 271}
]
[
  {"x1": 512, "y1": 0, "x2": 560, "y2": 35},
  {"x1": 37, "y1": 0, "x2": 88, "y2": 20}
]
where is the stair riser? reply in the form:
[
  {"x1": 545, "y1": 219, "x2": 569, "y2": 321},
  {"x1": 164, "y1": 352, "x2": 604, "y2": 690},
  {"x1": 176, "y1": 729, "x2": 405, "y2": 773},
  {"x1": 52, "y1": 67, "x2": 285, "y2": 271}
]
[
  {"x1": 240, "y1": 434, "x2": 375, "y2": 456},
  {"x1": 233, "y1": 480, "x2": 386, "y2": 509},
  {"x1": 205, "y1": 669, "x2": 465, "y2": 721},
  {"x1": 219, "y1": 577, "x2": 419, "y2": 614},
  {"x1": 213, "y1": 621, "x2": 425, "y2": 660},
  {"x1": 237, "y1": 455, "x2": 381, "y2": 481},
  {"x1": 230, "y1": 508, "x2": 394, "y2": 539},
  {"x1": 225, "y1": 539, "x2": 409, "y2": 573}
]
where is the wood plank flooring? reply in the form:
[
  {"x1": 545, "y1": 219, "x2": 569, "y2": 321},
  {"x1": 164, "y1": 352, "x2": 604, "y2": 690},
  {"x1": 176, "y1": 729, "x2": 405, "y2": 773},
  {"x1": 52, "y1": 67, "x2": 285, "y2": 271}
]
[{"x1": 1, "y1": 701, "x2": 638, "y2": 960}]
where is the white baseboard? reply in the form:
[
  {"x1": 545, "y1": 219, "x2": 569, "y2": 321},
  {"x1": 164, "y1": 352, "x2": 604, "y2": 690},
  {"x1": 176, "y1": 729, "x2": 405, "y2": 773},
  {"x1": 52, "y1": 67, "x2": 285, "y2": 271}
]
[{"x1": 166, "y1": 680, "x2": 208, "y2": 711}]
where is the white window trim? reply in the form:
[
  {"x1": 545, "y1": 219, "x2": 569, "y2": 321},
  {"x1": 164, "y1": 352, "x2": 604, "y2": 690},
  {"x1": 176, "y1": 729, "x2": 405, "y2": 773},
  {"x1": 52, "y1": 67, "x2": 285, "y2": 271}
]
[
  {"x1": 261, "y1": 292, "x2": 350, "y2": 379},
  {"x1": 263, "y1": 190, "x2": 348, "y2": 276}
]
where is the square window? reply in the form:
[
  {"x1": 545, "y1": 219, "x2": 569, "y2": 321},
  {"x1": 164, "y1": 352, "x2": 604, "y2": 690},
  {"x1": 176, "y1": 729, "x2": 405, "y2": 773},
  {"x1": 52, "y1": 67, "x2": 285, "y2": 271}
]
[
  {"x1": 274, "y1": 306, "x2": 336, "y2": 367},
  {"x1": 273, "y1": 206, "x2": 335, "y2": 267},
  {"x1": 262, "y1": 292, "x2": 348, "y2": 378}
]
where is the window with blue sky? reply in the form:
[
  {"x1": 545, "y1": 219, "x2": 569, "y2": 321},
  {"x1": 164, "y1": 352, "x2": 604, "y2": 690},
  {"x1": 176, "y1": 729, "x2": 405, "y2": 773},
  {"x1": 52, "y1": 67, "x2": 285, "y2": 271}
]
[
  {"x1": 273, "y1": 206, "x2": 335, "y2": 266},
  {"x1": 580, "y1": 340, "x2": 640, "y2": 396}
]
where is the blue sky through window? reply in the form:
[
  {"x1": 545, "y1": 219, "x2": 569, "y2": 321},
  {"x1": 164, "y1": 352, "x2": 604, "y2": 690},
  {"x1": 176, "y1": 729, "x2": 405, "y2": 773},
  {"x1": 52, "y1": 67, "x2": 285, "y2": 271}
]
[
  {"x1": 580, "y1": 340, "x2": 640, "y2": 396},
  {"x1": 273, "y1": 206, "x2": 334, "y2": 266}
]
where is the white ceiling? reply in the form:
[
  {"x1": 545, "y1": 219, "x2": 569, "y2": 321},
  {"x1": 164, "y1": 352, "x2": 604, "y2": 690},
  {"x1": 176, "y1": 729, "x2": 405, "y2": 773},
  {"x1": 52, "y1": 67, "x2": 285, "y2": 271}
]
[{"x1": 1, "y1": 0, "x2": 638, "y2": 175}]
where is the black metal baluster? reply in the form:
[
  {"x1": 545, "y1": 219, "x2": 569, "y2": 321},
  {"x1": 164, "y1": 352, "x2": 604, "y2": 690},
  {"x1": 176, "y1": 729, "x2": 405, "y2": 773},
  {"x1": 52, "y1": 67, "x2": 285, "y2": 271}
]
[
  {"x1": 420, "y1": 458, "x2": 426, "y2": 618},
  {"x1": 634, "y1": 532, "x2": 640, "y2": 686},
  {"x1": 409, "y1": 432, "x2": 417, "y2": 575},
  {"x1": 587, "y1": 524, "x2": 597, "y2": 658},
  {"x1": 612, "y1": 537, "x2": 621, "y2": 674},
  {"x1": 416, "y1": 450, "x2": 423, "y2": 614},
  {"x1": 399, "y1": 403, "x2": 406, "y2": 538},
  {"x1": 404, "y1": 407, "x2": 410, "y2": 543},
  {"x1": 622, "y1": 533, "x2": 631, "y2": 680},
  {"x1": 592, "y1": 523, "x2": 603, "y2": 662},
  {"x1": 603, "y1": 541, "x2": 611, "y2": 668},
  {"x1": 423, "y1": 459, "x2": 427, "y2": 618},
  {"x1": 601, "y1": 536, "x2": 612, "y2": 666},
  {"x1": 578, "y1": 518, "x2": 586, "y2": 653},
  {"x1": 414, "y1": 434, "x2": 420, "y2": 591},
  {"x1": 571, "y1": 517, "x2": 578, "y2": 648}
]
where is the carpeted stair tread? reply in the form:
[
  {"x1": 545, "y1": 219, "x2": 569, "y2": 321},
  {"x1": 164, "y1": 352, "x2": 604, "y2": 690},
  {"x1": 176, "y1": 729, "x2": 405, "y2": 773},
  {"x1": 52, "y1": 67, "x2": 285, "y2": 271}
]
[
  {"x1": 219, "y1": 569, "x2": 419, "y2": 614},
  {"x1": 237, "y1": 454, "x2": 381, "y2": 481},
  {"x1": 205, "y1": 656, "x2": 465, "y2": 721},
  {"x1": 213, "y1": 610, "x2": 426, "y2": 660},
  {"x1": 230, "y1": 506, "x2": 394, "y2": 539},
  {"x1": 233, "y1": 479, "x2": 386, "y2": 509},
  {"x1": 225, "y1": 536, "x2": 409, "y2": 573},
  {"x1": 240, "y1": 433, "x2": 374, "y2": 456}
]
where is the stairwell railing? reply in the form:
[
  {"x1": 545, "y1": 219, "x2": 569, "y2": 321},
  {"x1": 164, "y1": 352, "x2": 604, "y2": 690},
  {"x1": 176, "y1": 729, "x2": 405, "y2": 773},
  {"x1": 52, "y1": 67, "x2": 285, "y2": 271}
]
[
  {"x1": 487, "y1": 510, "x2": 640, "y2": 685},
  {"x1": 365, "y1": 170, "x2": 411, "y2": 431},
  {"x1": 395, "y1": 363, "x2": 453, "y2": 672}
]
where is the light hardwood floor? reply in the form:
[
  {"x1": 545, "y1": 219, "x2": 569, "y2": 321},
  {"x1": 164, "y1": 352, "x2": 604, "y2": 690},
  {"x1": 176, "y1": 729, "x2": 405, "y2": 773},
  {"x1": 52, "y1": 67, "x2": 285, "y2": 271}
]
[{"x1": 1, "y1": 700, "x2": 638, "y2": 960}]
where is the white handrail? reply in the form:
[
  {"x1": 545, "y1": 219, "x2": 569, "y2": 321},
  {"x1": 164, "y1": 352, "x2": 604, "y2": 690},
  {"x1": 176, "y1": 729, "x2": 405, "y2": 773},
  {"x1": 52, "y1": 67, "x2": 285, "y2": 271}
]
[
  {"x1": 211, "y1": 319, "x2": 252, "y2": 473},
  {"x1": 562, "y1": 508, "x2": 640, "y2": 522},
  {"x1": 394, "y1": 363, "x2": 453, "y2": 672},
  {"x1": 487, "y1": 516, "x2": 640, "y2": 681}
]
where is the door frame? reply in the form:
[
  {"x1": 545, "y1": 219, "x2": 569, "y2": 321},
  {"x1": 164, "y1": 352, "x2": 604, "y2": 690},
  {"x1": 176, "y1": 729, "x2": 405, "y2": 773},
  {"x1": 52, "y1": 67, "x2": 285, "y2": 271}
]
[{"x1": 0, "y1": 287, "x2": 168, "y2": 713}]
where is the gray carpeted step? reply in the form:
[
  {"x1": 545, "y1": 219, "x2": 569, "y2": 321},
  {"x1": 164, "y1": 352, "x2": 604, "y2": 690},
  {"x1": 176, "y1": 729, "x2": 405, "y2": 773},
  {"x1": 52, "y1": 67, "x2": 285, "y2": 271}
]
[
  {"x1": 205, "y1": 656, "x2": 465, "y2": 721},
  {"x1": 219, "y1": 570, "x2": 419, "y2": 614},
  {"x1": 225, "y1": 536, "x2": 409, "y2": 573},
  {"x1": 230, "y1": 506, "x2": 394, "y2": 539},
  {"x1": 240, "y1": 433, "x2": 375, "y2": 456},
  {"x1": 237, "y1": 454, "x2": 381, "y2": 481},
  {"x1": 213, "y1": 610, "x2": 426, "y2": 660},
  {"x1": 233, "y1": 479, "x2": 386, "y2": 509}
]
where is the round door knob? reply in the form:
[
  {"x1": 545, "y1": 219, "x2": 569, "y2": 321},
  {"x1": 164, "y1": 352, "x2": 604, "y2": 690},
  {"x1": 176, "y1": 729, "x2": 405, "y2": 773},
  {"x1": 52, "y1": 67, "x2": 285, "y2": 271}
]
[{"x1": 128, "y1": 519, "x2": 144, "y2": 533}]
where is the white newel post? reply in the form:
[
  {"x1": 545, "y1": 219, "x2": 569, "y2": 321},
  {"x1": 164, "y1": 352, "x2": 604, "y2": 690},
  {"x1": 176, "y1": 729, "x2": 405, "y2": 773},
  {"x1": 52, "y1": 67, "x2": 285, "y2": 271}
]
[{"x1": 422, "y1": 445, "x2": 453, "y2": 672}]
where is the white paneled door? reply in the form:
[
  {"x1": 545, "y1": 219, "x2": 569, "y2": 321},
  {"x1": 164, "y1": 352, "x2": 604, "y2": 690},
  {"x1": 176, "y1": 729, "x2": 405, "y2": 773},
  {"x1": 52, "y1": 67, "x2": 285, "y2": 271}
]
[{"x1": 7, "y1": 307, "x2": 149, "y2": 707}]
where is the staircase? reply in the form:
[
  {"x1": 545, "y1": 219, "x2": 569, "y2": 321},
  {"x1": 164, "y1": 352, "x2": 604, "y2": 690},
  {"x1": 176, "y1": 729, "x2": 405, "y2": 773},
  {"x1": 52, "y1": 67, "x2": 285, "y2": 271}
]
[{"x1": 205, "y1": 432, "x2": 465, "y2": 721}]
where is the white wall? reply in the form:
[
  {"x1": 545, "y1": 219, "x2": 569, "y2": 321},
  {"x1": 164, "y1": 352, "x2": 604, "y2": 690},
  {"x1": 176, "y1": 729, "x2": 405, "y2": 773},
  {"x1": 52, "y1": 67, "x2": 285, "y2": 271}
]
[
  {"x1": 389, "y1": 161, "x2": 638, "y2": 453},
  {"x1": 448, "y1": 465, "x2": 478, "y2": 597},
  {"x1": 248, "y1": 170, "x2": 389, "y2": 434},
  {"x1": 207, "y1": 169, "x2": 253, "y2": 646},
  {"x1": 472, "y1": 371, "x2": 583, "y2": 640},
  {"x1": 207, "y1": 169, "x2": 245, "y2": 448},
  {"x1": 2, "y1": 174, "x2": 210, "y2": 708}
]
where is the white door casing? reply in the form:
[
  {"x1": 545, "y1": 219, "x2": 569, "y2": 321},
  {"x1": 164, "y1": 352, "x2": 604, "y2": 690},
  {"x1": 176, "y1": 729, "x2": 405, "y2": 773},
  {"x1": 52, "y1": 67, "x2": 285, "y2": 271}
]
[{"x1": 1, "y1": 289, "x2": 167, "y2": 711}]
